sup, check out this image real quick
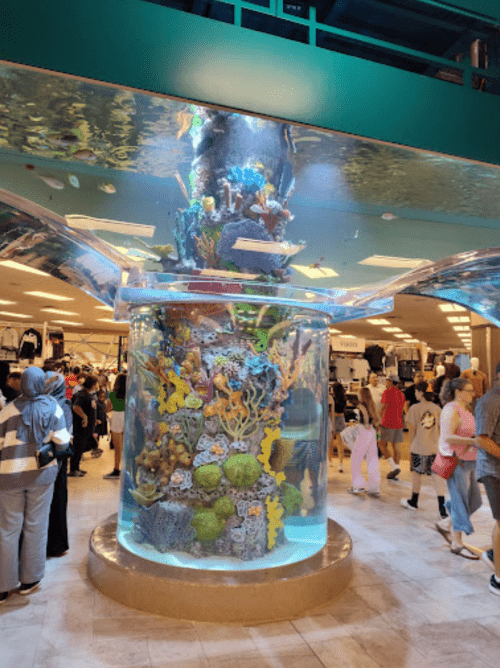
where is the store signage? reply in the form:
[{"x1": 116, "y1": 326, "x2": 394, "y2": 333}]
[{"x1": 330, "y1": 337, "x2": 365, "y2": 352}]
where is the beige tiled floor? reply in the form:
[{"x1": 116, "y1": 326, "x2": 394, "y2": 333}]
[{"x1": 2, "y1": 448, "x2": 500, "y2": 668}]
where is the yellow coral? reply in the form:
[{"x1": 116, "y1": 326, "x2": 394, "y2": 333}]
[
  {"x1": 158, "y1": 383, "x2": 169, "y2": 415},
  {"x1": 265, "y1": 495, "x2": 284, "y2": 550},
  {"x1": 258, "y1": 427, "x2": 285, "y2": 485},
  {"x1": 165, "y1": 370, "x2": 190, "y2": 414}
]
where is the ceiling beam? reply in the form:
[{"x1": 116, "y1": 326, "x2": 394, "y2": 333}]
[{"x1": 323, "y1": 0, "x2": 354, "y2": 24}]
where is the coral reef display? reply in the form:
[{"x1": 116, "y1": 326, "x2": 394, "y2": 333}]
[{"x1": 119, "y1": 302, "x2": 328, "y2": 565}]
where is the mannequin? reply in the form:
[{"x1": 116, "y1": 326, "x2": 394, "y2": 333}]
[{"x1": 461, "y1": 357, "x2": 488, "y2": 400}]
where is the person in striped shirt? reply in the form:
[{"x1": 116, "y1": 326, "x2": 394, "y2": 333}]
[{"x1": 0, "y1": 367, "x2": 71, "y2": 604}]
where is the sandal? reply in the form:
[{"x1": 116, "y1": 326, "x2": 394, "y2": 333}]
[
  {"x1": 435, "y1": 522, "x2": 452, "y2": 544},
  {"x1": 450, "y1": 545, "x2": 480, "y2": 560}
]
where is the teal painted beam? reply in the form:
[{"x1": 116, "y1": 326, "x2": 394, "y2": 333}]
[{"x1": 2, "y1": 0, "x2": 500, "y2": 165}]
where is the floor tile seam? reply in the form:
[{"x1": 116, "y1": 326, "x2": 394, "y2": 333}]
[{"x1": 308, "y1": 635, "x2": 388, "y2": 668}]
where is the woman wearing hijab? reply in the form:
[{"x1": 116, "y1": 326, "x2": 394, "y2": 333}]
[
  {"x1": 0, "y1": 367, "x2": 70, "y2": 604},
  {"x1": 44, "y1": 372, "x2": 72, "y2": 558},
  {"x1": 0, "y1": 361, "x2": 8, "y2": 408}
]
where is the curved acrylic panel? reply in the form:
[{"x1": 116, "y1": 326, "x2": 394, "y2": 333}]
[{"x1": 117, "y1": 302, "x2": 329, "y2": 570}]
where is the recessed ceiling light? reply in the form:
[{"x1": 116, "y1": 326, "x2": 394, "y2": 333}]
[
  {"x1": 453, "y1": 325, "x2": 470, "y2": 331},
  {"x1": 447, "y1": 316, "x2": 470, "y2": 323},
  {"x1": 0, "y1": 311, "x2": 31, "y2": 318},
  {"x1": 394, "y1": 333, "x2": 411, "y2": 338},
  {"x1": 97, "y1": 318, "x2": 118, "y2": 324},
  {"x1": 367, "y1": 319, "x2": 391, "y2": 325},
  {"x1": 25, "y1": 291, "x2": 74, "y2": 301},
  {"x1": 42, "y1": 308, "x2": 79, "y2": 316},
  {"x1": 290, "y1": 264, "x2": 339, "y2": 279},
  {"x1": 0, "y1": 260, "x2": 50, "y2": 276},
  {"x1": 51, "y1": 319, "x2": 84, "y2": 326},
  {"x1": 0, "y1": 299, "x2": 16, "y2": 305},
  {"x1": 96, "y1": 305, "x2": 114, "y2": 311},
  {"x1": 382, "y1": 327, "x2": 402, "y2": 332},
  {"x1": 439, "y1": 304, "x2": 467, "y2": 312},
  {"x1": 358, "y1": 255, "x2": 428, "y2": 269}
]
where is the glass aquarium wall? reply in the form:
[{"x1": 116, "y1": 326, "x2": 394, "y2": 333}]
[{"x1": 118, "y1": 301, "x2": 329, "y2": 570}]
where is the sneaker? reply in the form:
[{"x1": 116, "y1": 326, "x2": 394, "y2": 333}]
[
  {"x1": 489, "y1": 574, "x2": 500, "y2": 596},
  {"x1": 348, "y1": 487, "x2": 365, "y2": 494},
  {"x1": 0, "y1": 592, "x2": 8, "y2": 605},
  {"x1": 19, "y1": 581, "x2": 39, "y2": 595},
  {"x1": 482, "y1": 549, "x2": 495, "y2": 571},
  {"x1": 387, "y1": 467, "x2": 401, "y2": 480},
  {"x1": 366, "y1": 490, "x2": 380, "y2": 497},
  {"x1": 401, "y1": 498, "x2": 418, "y2": 510},
  {"x1": 103, "y1": 469, "x2": 120, "y2": 479},
  {"x1": 68, "y1": 470, "x2": 85, "y2": 477}
]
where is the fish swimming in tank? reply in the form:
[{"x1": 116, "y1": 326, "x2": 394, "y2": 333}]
[
  {"x1": 39, "y1": 176, "x2": 64, "y2": 190},
  {"x1": 47, "y1": 132, "x2": 80, "y2": 146},
  {"x1": 381, "y1": 212, "x2": 398, "y2": 221},
  {"x1": 71, "y1": 148, "x2": 97, "y2": 162},
  {"x1": 98, "y1": 183, "x2": 116, "y2": 194},
  {"x1": 68, "y1": 174, "x2": 80, "y2": 188}
]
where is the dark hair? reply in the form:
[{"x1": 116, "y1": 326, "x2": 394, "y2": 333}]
[
  {"x1": 359, "y1": 387, "x2": 377, "y2": 424},
  {"x1": 97, "y1": 388, "x2": 106, "y2": 397},
  {"x1": 83, "y1": 375, "x2": 98, "y2": 390},
  {"x1": 8, "y1": 372, "x2": 21, "y2": 380},
  {"x1": 440, "y1": 377, "x2": 470, "y2": 405},
  {"x1": 414, "y1": 381, "x2": 428, "y2": 394},
  {"x1": 113, "y1": 373, "x2": 127, "y2": 400}
]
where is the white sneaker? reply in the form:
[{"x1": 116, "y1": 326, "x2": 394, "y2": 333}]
[
  {"x1": 400, "y1": 498, "x2": 417, "y2": 511},
  {"x1": 348, "y1": 487, "x2": 365, "y2": 494}
]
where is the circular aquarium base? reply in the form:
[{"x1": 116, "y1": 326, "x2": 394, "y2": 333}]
[{"x1": 88, "y1": 514, "x2": 353, "y2": 623}]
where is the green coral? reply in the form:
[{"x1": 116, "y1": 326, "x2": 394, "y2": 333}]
[
  {"x1": 213, "y1": 496, "x2": 236, "y2": 519},
  {"x1": 193, "y1": 464, "x2": 222, "y2": 490},
  {"x1": 223, "y1": 454, "x2": 262, "y2": 488},
  {"x1": 191, "y1": 510, "x2": 224, "y2": 541},
  {"x1": 281, "y1": 482, "x2": 303, "y2": 515}
]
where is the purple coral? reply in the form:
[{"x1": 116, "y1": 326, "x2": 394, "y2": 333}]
[{"x1": 132, "y1": 501, "x2": 196, "y2": 552}]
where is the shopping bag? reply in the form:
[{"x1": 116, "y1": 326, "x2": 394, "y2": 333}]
[
  {"x1": 340, "y1": 424, "x2": 359, "y2": 451},
  {"x1": 431, "y1": 452, "x2": 459, "y2": 479}
]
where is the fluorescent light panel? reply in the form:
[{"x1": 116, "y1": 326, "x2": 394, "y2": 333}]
[
  {"x1": 0, "y1": 260, "x2": 50, "y2": 276},
  {"x1": 97, "y1": 318, "x2": 118, "y2": 324},
  {"x1": 404, "y1": 338, "x2": 420, "y2": 343},
  {"x1": 42, "y1": 308, "x2": 79, "y2": 316},
  {"x1": 439, "y1": 304, "x2": 467, "y2": 312},
  {"x1": 447, "y1": 316, "x2": 470, "y2": 323},
  {"x1": 0, "y1": 311, "x2": 31, "y2": 318},
  {"x1": 51, "y1": 319, "x2": 84, "y2": 326},
  {"x1": 329, "y1": 329, "x2": 341, "y2": 334},
  {"x1": 232, "y1": 238, "x2": 305, "y2": 256},
  {"x1": 453, "y1": 325, "x2": 470, "y2": 331},
  {"x1": 96, "y1": 305, "x2": 114, "y2": 311},
  {"x1": 291, "y1": 264, "x2": 338, "y2": 279},
  {"x1": 0, "y1": 299, "x2": 15, "y2": 305},
  {"x1": 394, "y1": 333, "x2": 411, "y2": 338},
  {"x1": 25, "y1": 291, "x2": 74, "y2": 302},
  {"x1": 382, "y1": 327, "x2": 402, "y2": 332},
  {"x1": 367, "y1": 319, "x2": 391, "y2": 325},
  {"x1": 358, "y1": 255, "x2": 428, "y2": 269}
]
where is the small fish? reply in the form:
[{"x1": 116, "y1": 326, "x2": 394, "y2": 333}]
[
  {"x1": 71, "y1": 148, "x2": 97, "y2": 161},
  {"x1": 39, "y1": 176, "x2": 64, "y2": 190},
  {"x1": 98, "y1": 183, "x2": 116, "y2": 194},
  {"x1": 47, "y1": 132, "x2": 80, "y2": 146},
  {"x1": 25, "y1": 164, "x2": 35, "y2": 170},
  {"x1": 212, "y1": 128, "x2": 225, "y2": 134},
  {"x1": 381, "y1": 212, "x2": 398, "y2": 221},
  {"x1": 176, "y1": 109, "x2": 193, "y2": 139},
  {"x1": 309, "y1": 256, "x2": 325, "y2": 270},
  {"x1": 68, "y1": 174, "x2": 80, "y2": 188}
]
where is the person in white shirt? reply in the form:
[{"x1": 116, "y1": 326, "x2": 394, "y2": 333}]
[{"x1": 367, "y1": 373, "x2": 384, "y2": 420}]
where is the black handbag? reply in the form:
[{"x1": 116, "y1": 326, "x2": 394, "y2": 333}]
[{"x1": 35, "y1": 442, "x2": 55, "y2": 468}]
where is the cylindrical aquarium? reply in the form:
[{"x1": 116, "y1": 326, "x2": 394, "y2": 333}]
[{"x1": 117, "y1": 300, "x2": 329, "y2": 570}]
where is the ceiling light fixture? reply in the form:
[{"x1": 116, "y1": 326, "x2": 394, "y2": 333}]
[
  {"x1": 290, "y1": 264, "x2": 338, "y2": 279},
  {"x1": 0, "y1": 260, "x2": 50, "y2": 276},
  {"x1": 42, "y1": 308, "x2": 79, "y2": 316},
  {"x1": 404, "y1": 338, "x2": 420, "y2": 343},
  {"x1": 439, "y1": 304, "x2": 467, "y2": 312},
  {"x1": 394, "y1": 333, "x2": 411, "y2": 338},
  {"x1": 447, "y1": 316, "x2": 470, "y2": 323},
  {"x1": 358, "y1": 255, "x2": 429, "y2": 269},
  {"x1": 366, "y1": 319, "x2": 391, "y2": 325},
  {"x1": 453, "y1": 325, "x2": 470, "y2": 331},
  {"x1": 382, "y1": 327, "x2": 402, "y2": 332},
  {"x1": 51, "y1": 319, "x2": 84, "y2": 326},
  {"x1": 232, "y1": 238, "x2": 305, "y2": 256},
  {"x1": 0, "y1": 311, "x2": 31, "y2": 318},
  {"x1": 25, "y1": 291, "x2": 74, "y2": 301},
  {"x1": 97, "y1": 318, "x2": 118, "y2": 324},
  {"x1": 95, "y1": 305, "x2": 114, "y2": 311},
  {"x1": 329, "y1": 328, "x2": 341, "y2": 334},
  {"x1": 0, "y1": 299, "x2": 15, "y2": 305}
]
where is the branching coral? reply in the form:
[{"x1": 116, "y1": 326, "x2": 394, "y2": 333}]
[
  {"x1": 215, "y1": 382, "x2": 267, "y2": 441},
  {"x1": 194, "y1": 230, "x2": 219, "y2": 268},
  {"x1": 174, "y1": 411, "x2": 205, "y2": 452},
  {"x1": 270, "y1": 342, "x2": 304, "y2": 392}
]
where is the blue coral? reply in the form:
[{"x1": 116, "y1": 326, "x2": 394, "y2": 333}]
[
  {"x1": 132, "y1": 501, "x2": 196, "y2": 552},
  {"x1": 227, "y1": 166, "x2": 266, "y2": 193},
  {"x1": 217, "y1": 221, "x2": 282, "y2": 274}
]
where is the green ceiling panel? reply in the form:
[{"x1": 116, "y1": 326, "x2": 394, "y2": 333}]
[{"x1": 2, "y1": 0, "x2": 500, "y2": 164}]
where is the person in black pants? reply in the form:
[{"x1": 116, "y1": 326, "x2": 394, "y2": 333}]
[
  {"x1": 69, "y1": 375, "x2": 98, "y2": 477},
  {"x1": 44, "y1": 372, "x2": 72, "y2": 557}
]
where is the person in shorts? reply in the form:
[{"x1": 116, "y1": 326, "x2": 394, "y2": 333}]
[
  {"x1": 475, "y1": 360, "x2": 500, "y2": 595},
  {"x1": 400, "y1": 381, "x2": 447, "y2": 518},
  {"x1": 379, "y1": 375, "x2": 405, "y2": 479}
]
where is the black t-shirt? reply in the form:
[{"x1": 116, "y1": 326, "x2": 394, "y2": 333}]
[
  {"x1": 404, "y1": 384, "x2": 418, "y2": 407},
  {"x1": 72, "y1": 390, "x2": 96, "y2": 434},
  {"x1": 334, "y1": 398, "x2": 346, "y2": 414}
]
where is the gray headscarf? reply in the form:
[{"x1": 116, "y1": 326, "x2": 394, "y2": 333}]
[
  {"x1": 44, "y1": 371, "x2": 72, "y2": 433},
  {"x1": 15, "y1": 367, "x2": 56, "y2": 444}
]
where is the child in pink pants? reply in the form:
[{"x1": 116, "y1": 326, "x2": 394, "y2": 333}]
[{"x1": 349, "y1": 387, "x2": 381, "y2": 496}]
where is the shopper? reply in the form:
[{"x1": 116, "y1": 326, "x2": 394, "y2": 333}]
[
  {"x1": 474, "y1": 361, "x2": 500, "y2": 594},
  {"x1": 329, "y1": 382, "x2": 346, "y2": 472},
  {"x1": 401, "y1": 381, "x2": 447, "y2": 518},
  {"x1": 366, "y1": 373, "x2": 385, "y2": 420},
  {"x1": 69, "y1": 375, "x2": 98, "y2": 477},
  {"x1": 4, "y1": 371, "x2": 21, "y2": 402},
  {"x1": 64, "y1": 366, "x2": 80, "y2": 400},
  {"x1": 95, "y1": 388, "x2": 109, "y2": 448},
  {"x1": 404, "y1": 370, "x2": 425, "y2": 413},
  {"x1": 348, "y1": 387, "x2": 381, "y2": 496},
  {"x1": 435, "y1": 378, "x2": 480, "y2": 559},
  {"x1": 378, "y1": 375, "x2": 405, "y2": 479},
  {"x1": 0, "y1": 367, "x2": 71, "y2": 604},
  {"x1": 103, "y1": 373, "x2": 127, "y2": 479},
  {"x1": 44, "y1": 372, "x2": 72, "y2": 557}
]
